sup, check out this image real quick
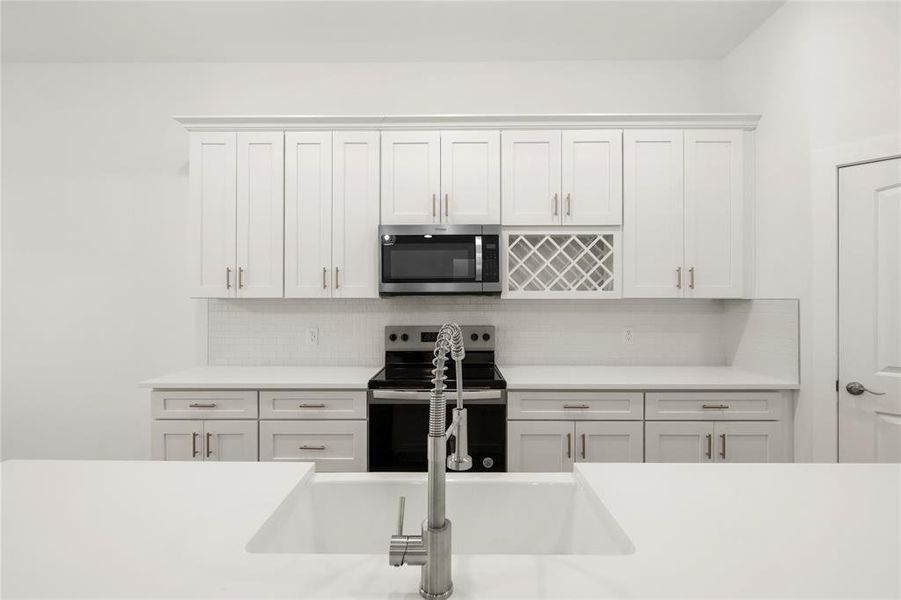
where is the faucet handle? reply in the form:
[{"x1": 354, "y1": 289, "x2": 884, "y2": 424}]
[
  {"x1": 389, "y1": 495, "x2": 426, "y2": 567},
  {"x1": 396, "y1": 496, "x2": 406, "y2": 536}
]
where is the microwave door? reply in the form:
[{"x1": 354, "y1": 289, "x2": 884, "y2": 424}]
[{"x1": 381, "y1": 234, "x2": 478, "y2": 288}]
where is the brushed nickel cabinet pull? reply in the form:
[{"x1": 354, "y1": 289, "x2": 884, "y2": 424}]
[
  {"x1": 676, "y1": 266, "x2": 682, "y2": 289},
  {"x1": 238, "y1": 267, "x2": 245, "y2": 289},
  {"x1": 432, "y1": 194, "x2": 436, "y2": 218},
  {"x1": 188, "y1": 402, "x2": 217, "y2": 408},
  {"x1": 322, "y1": 267, "x2": 327, "y2": 289},
  {"x1": 566, "y1": 433, "x2": 572, "y2": 459},
  {"x1": 563, "y1": 403, "x2": 590, "y2": 409},
  {"x1": 580, "y1": 433, "x2": 586, "y2": 459},
  {"x1": 553, "y1": 193, "x2": 559, "y2": 216},
  {"x1": 335, "y1": 266, "x2": 340, "y2": 289},
  {"x1": 226, "y1": 267, "x2": 232, "y2": 289},
  {"x1": 705, "y1": 434, "x2": 712, "y2": 459},
  {"x1": 206, "y1": 432, "x2": 213, "y2": 458},
  {"x1": 192, "y1": 432, "x2": 199, "y2": 457},
  {"x1": 719, "y1": 434, "x2": 727, "y2": 460},
  {"x1": 298, "y1": 403, "x2": 327, "y2": 408},
  {"x1": 566, "y1": 193, "x2": 572, "y2": 216},
  {"x1": 702, "y1": 404, "x2": 730, "y2": 410},
  {"x1": 300, "y1": 444, "x2": 326, "y2": 451},
  {"x1": 689, "y1": 266, "x2": 695, "y2": 289},
  {"x1": 445, "y1": 193, "x2": 449, "y2": 218}
]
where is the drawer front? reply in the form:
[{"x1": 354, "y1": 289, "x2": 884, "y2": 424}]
[
  {"x1": 260, "y1": 390, "x2": 367, "y2": 420},
  {"x1": 645, "y1": 391, "x2": 784, "y2": 421},
  {"x1": 508, "y1": 391, "x2": 643, "y2": 420},
  {"x1": 259, "y1": 420, "x2": 367, "y2": 472},
  {"x1": 151, "y1": 390, "x2": 258, "y2": 419}
]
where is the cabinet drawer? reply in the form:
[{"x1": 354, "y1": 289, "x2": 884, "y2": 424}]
[
  {"x1": 645, "y1": 391, "x2": 784, "y2": 421},
  {"x1": 508, "y1": 391, "x2": 643, "y2": 420},
  {"x1": 259, "y1": 420, "x2": 366, "y2": 472},
  {"x1": 260, "y1": 390, "x2": 366, "y2": 420},
  {"x1": 151, "y1": 390, "x2": 258, "y2": 419}
]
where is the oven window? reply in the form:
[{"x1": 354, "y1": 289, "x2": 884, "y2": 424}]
[{"x1": 382, "y1": 235, "x2": 476, "y2": 282}]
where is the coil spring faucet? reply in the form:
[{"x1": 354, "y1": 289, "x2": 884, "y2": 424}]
[{"x1": 388, "y1": 322, "x2": 472, "y2": 600}]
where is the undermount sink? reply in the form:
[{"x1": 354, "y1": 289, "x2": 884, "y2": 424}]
[{"x1": 247, "y1": 472, "x2": 634, "y2": 556}]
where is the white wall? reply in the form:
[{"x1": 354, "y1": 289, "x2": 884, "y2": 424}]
[
  {"x1": 722, "y1": 1, "x2": 901, "y2": 461},
  {"x1": 1, "y1": 59, "x2": 723, "y2": 459}
]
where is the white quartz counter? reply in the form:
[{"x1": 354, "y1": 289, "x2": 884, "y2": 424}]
[
  {"x1": 499, "y1": 365, "x2": 799, "y2": 390},
  {"x1": 140, "y1": 366, "x2": 381, "y2": 389},
  {"x1": 3, "y1": 460, "x2": 897, "y2": 599}
]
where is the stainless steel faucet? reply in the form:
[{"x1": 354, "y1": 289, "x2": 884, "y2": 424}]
[{"x1": 388, "y1": 322, "x2": 472, "y2": 600}]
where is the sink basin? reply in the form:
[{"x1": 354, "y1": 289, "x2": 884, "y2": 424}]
[{"x1": 247, "y1": 472, "x2": 634, "y2": 555}]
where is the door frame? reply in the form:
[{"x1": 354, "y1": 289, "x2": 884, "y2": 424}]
[{"x1": 809, "y1": 133, "x2": 901, "y2": 462}]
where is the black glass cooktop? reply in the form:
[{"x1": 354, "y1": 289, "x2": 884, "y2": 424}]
[{"x1": 368, "y1": 351, "x2": 506, "y2": 390}]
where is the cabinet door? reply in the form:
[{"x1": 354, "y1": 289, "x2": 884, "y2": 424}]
[
  {"x1": 645, "y1": 422, "x2": 714, "y2": 463},
  {"x1": 381, "y1": 131, "x2": 440, "y2": 224},
  {"x1": 440, "y1": 130, "x2": 500, "y2": 224},
  {"x1": 623, "y1": 130, "x2": 685, "y2": 298},
  {"x1": 683, "y1": 130, "x2": 744, "y2": 298},
  {"x1": 507, "y1": 421, "x2": 574, "y2": 472},
  {"x1": 190, "y1": 132, "x2": 236, "y2": 298},
  {"x1": 151, "y1": 420, "x2": 203, "y2": 461},
  {"x1": 235, "y1": 132, "x2": 284, "y2": 298},
  {"x1": 714, "y1": 422, "x2": 783, "y2": 463},
  {"x1": 259, "y1": 420, "x2": 367, "y2": 472},
  {"x1": 575, "y1": 422, "x2": 643, "y2": 463},
  {"x1": 562, "y1": 130, "x2": 623, "y2": 225},
  {"x1": 285, "y1": 132, "x2": 332, "y2": 298},
  {"x1": 204, "y1": 420, "x2": 259, "y2": 462},
  {"x1": 332, "y1": 131, "x2": 380, "y2": 298},
  {"x1": 501, "y1": 130, "x2": 562, "y2": 226}
]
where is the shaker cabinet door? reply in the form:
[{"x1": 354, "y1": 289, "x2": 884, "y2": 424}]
[
  {"x1": 645, "y1": 421, "x2": 714, "y2": 463},
  {"x1": 501, "y1": 130, "x2": 562, "y2": 226},
  {"x1": 151, "y1": 420, "x2": 203, "y2": 461},
  {"x1": 204, "y1": 420, "x2": 259, "y2": 462},
  {"x1": 575, "y1": 421, "x2": 644, "y2": 463},
  {"x1": 440, "y1": 130, "x2": 500, "y2": 224},
  {"x1": 507, "y1": 421, "x2": 574, "y2": 472},
  {"x1": 562, "y1": 130, "x2": 623, "y2": 226},
  {"x1": 381, "y1": 131, "x2": 441, "y2": 224},
  {"x1": 714, "y1": 422, "x2": 783, "y2": 463}
]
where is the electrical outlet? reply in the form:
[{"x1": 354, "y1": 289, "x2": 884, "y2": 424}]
[
  {"x1": 623, "y1": 327, "x2": 635, "y2": 345},
  {"x1": 306, "y1": 327, "x2": 319, "y2": 346}
]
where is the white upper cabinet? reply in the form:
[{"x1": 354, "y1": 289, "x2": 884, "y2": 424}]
[
  {"x1": 332, "y1": 131, "x2": 380, "y2": 298},
  {"x1": 683, "y1": 129, "x2": 744, "y2": 298},
  {"x1": 286, "y1": 131, "x2": 380, "y2": 299},
  {"x1": 285, "y1": 132, "x2": 333, "y2": 298},
  {"x1": 501, "y1": 130, "x2": 562, "y2": 226},
  {"x1": 561, "y1": 130, "x2": 623, "y2": 225},
  {"x1": 381, "y1": 131, "x2": 441, "y2": 224},
  {"x1": 190, "y1": 132, "x2": 237, "y2": 298},
  {"x1": 440, "y1": 130, "x2": 500, "y2": 223},
  {"x1": 235, "y1": 132, "x2": 284, "y2": 298},
  {"x1": 623, "y1": 130, "x2": 685, "y2": 298}
]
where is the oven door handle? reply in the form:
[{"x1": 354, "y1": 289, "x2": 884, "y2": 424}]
[
  {"x1": 370, "y1": 389, "x2": 504, "y2": 404},
  {"x1": 474, "y1": 235, "x2": 483, "y2": 282}
]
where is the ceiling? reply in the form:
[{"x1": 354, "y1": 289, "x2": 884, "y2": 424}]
[{"x1": 1, "y1": 0, "x2": 784, "y2": 63}]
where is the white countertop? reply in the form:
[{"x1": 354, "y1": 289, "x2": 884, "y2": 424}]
[
  {"x1": 498, "y1": 365, "x2": 799, "y2": 390},
  {"x1": 3, "y1": 460, "x2": 897, "y2": 599},
  {"x1": 140, "y1": 366, "x2": 381, "y2": 389}
]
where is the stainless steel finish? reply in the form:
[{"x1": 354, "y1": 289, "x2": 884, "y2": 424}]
[
  {"x1": 192, "y1": 432, "x2": 199, "y2": 457},
  {"x1": 238, "y1": 267, "x2": 245, "y2": 289},
  {"x1": 846, "y1": 381, "x2": 886, "y2": 396},
  {"x1": 300, "y1": 444, "x2": 326, "y2": 450},
  {"x1": 702, "y1": 404, "x2": 730, "y2": 410},
  {"x1": 380, "y1": 224, "x2": 490, "y2": 236},
  {"x1": 676, "y1": 266, "x2": 682, "y2": 289},
  {"x1": 381, "y1": 281, "x2": 501, "y2": 294},
  {"x1": 370, "y1": 389, "x2": 503, "y2": 403},
  {"x1": 298, "y1": 403, "x2": 327, "y2": 408},
  {"x1": 384, "y1": 325, "x2": 496, "y2": 351},
  {"x1": 206, "y1": 432, "x2": 213, "y2": 458},
  {"x1": 322, "y1": 267, "x2": 327, "y2": 289},
  {"x1": 474, "y1": 236, "x2": 483, "y2": 282},
  {"x1": 719, "y1": 434, "x2": 727, "y2": 460},
  {"x1": 566, "y1": 433, "x2": 572, "y2": 459},
  {"x1": 705, "y1": 433, "x2": 712, "y2": 459},
  {"x1": 335, "y1": 266, "x2": 340, "y2": 289},
  {"x1": 553, "y1": 193, "x2": 559, "y2": 216},
  {"x1": 432, "y1": 194, "x2": 436, "y2": 218},
  {"x1": 189, "y1": 402, "x2": 217, "y2": 408},
  {"x1": 387, "y1": 322, "x2": 471, "y2": 600},
  {"x1": 563, "y1": 403, "x2": 590, "y2": 409},
  {"x1": 445, "y1": 193, "x2": 449, "y2": 218},
  {"x1": 688, "y1": 266, "x2": 695, "y2": 289},
  {"x1": 226, "y1": 267, "x2": 232, "y2": 289},
  {"x1": 566, "y1": 192, "x2": 572, "y2": 216},
  {"x1": 580, "y1": 433, "x2": 586, "y2": 459}
]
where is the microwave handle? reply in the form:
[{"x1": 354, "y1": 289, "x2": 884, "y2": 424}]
[{"x1": 475, "y1": 235, "x2": 483, "y2": 282}]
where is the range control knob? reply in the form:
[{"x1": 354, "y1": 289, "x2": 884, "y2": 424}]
[
  {"x1": 470, "y1": 333, "x2": 479, "y2": 342},
  {"x1": 388, "y1": 333, "x2": 397, "y2": 342},
  {"x1": 482, "y1": 457, "x2": 495, "y2": 469},
  {"x1": 482, "y1": 333, "x2": 491, "y2": 341},
  {"x1": 400, "y1": 333, "x2": 409, "y2": 342}
]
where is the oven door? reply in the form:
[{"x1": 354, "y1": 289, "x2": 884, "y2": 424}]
[
  {"x1": 379, "y1": 225, "x2": 484, "y2": 294},
  {"x1": 368, "y1": 390, "x2": 506, "y2": 472}
]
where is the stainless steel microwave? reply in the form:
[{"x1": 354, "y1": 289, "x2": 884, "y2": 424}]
[{"x1": 379, "y1": 224, "x2": 502, "y2": 295}]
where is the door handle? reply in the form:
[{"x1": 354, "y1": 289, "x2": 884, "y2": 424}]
[
  {"x1": 702, "y1": 404, "x2": 730, "y2": 410},
  {"x1": 846, "y1": 382, "x2": 885, "y2": 396},
  {"x1": 705, "y1": 434, "x2": 712, "y2": 460},
  {"x1": 322, "y1": 267, "x2": 327, "y2": 289},
  {"x1": 192, "y1": 432, "x2": 199, "y2": 457},
  {"x1": 566, "y1": 433, "x2": 572, "y2": 459},
  {"x1": 298, "y1": 403, "x2": 327, "y2": 408},
  {"x1": 445, "y1": 193, "x2": 449, "y2": 218},
  {"x1": 225, "y1": 267, "x2": 232, "y2": 290},
  {"x1": 206, "y1": 432, "x2": 213, "y2": 458},
  {"x1": 566, "y1": 193, "x2": 572, "y2": 217},
  {"x1": 580, "y1": 433, "x2": 586, "y2": 459},
  {"x1": 238, "y1": 267, "x2": 245, "y2": 289},
  {"x1": 188, "y1": 403, "x2": 217, "y2": 408},
  {"x1": 719, "y1": 434, "x2": 727, "y2": 460},
  {"x1": 563, "y1": 403, "x2": 590, "y2": 409},
  {"x1": 335, "y1": 266, "x2": 340, "y2": 289},
  {"x1": 676, "y1": 266, "x2": 682, "y2": 289},
  {"x1": 688, "y1": 266, "x2": 695, "y2": 289},
  {"x1": 553, "y1": 193, "x2": 559, "y2": 216},
  {"x1": 300, "y1": 444, "x2": 326, "y2": 451},
  {"x1": 432, "y1": 194, "x2": 436, "y2": 218}
]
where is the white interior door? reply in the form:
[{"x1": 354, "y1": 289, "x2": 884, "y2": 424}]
[
  {"x1": 440, "y1": 130, "x2": 500, "y2": 223},
  {"x1": 381, "y1": 131, "x2": 440, "y2": 224},
  {"x1": 332, "y1": 131, "x2": 380, "y2": 298},
  {"x1": 562, "y1": 130, "x2": 623, "y2": 225},
  {"x1": 236, "y1": 132, "x2": 284, "y2": 298},
  {"x1": 839, "y1": 157, "x2": 901, "y2": 462},
  {"x1": 284, "y1": 132, "x2": 332, "y2": 298},
  {"x1": 623, "y1": 130, "x2": 685, "y2": 298},
  {"x1": 645, "y1": 421, "x2": 714, "y2": 463},
  {"x1": 683, "y1": 130, "x2": 744, "y2": 298},
  {"x1": 575, "y1": 421, "x2": 643, "y2": 463},
  {"x1": 204, "y1": 420, "x2": 259, "y2": 462},
  {"x1": 507, "y1": 421, "x2": 574, "y2": 472},
  {"x1": 501, "y1": 130, "x2": 562, "y2": 226},
  {"x1": 189, "y1": 132, "x2": 236, "y2": 298}
]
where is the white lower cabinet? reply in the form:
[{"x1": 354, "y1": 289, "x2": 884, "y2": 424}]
[
  {"x1": 645, "y1": 421, "x2": 784, "y2": 463},
  {"x1": 508, "y1": 420, "x2": 643, "y2": 472},
  {"x1": 151, "y1": 420, "x2": 258, "y2": 462},
  {"x1": 260, "y1": 420, "x2": 367, "y2": 472}
]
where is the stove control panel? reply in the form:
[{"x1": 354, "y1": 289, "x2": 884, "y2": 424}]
[{"x1": 385, "y1": 325, "x2": 495, "y2": 351}]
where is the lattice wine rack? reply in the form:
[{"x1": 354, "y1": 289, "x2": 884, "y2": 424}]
[{"x1": 504, "y1": 231, "x2": 620, "y2": 298}]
